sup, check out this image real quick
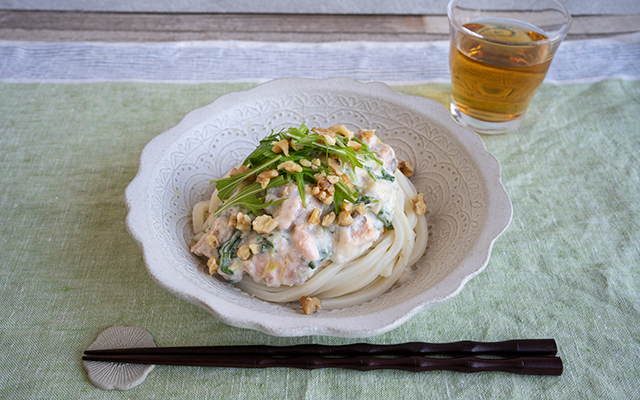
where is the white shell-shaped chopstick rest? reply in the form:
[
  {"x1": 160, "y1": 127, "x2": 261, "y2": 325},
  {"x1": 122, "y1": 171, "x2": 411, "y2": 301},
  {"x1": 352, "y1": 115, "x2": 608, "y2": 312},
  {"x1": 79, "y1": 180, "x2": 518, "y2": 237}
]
[{"x1": 83, "y1": 326, "x2": 156, "y2": 390}]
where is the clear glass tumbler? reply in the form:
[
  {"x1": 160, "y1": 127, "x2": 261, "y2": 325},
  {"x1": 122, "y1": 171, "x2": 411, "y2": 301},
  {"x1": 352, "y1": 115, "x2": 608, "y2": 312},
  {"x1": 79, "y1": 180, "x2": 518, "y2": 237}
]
[{"x1": 448, "y1": 0, "x2": 571, "y2": 134}]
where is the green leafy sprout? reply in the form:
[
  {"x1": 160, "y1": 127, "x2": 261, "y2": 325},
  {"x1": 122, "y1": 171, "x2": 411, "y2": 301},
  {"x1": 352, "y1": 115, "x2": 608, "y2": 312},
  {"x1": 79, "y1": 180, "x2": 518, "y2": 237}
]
[{"x1": 210, "y1": 124, "x2": 386, "y2": 217}]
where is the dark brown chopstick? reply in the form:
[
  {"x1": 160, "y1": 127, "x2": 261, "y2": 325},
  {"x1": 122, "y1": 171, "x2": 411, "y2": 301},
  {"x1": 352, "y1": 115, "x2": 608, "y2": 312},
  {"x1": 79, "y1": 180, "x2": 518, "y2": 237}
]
[
  {"x1": 81, "y1": 354, "x2": 563, "y2": 375},
  {"x1": 82, "y1": 339, "x2": 561, "y2": 375},
  {"x1": 84, "y1": 339, "x2": 557, "y2": 358}
]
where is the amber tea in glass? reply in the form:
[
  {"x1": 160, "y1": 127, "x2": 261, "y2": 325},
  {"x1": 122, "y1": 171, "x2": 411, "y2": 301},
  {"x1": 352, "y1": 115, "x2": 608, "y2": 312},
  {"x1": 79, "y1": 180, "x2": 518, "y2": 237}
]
[{"x1": 447, "y1": 0, "x2": 571, "y2": 134}]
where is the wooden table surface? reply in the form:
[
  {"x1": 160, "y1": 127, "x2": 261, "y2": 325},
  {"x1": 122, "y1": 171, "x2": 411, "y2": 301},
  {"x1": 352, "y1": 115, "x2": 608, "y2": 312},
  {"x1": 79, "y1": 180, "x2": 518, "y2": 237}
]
[{"x1": 1, "y1": 11, "x2": 639, "y2": 42}]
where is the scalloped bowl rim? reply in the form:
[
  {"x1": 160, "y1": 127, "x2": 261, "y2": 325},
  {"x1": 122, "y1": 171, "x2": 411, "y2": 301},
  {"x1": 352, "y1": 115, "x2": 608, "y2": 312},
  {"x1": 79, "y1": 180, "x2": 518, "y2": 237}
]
[{"x1": 125, "y1": 77, "x2": 512, "y2": 337}]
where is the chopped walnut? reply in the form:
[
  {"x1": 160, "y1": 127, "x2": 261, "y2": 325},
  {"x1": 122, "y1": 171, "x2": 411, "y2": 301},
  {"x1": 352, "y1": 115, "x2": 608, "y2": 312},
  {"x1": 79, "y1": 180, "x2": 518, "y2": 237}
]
[
  {"x1": 228, "y1": 165, "x2": 256, "y2": 184},
  {"x1": 329, "y1": 125, "x2": 354, "y2": 139},
  {"x1": 355, "y1": 203, "x2": 366, "y2": 215},
  {"x1": 325, "y1": 183, "x2": 336, "y2": 194},
  {"x1": 315, "y1": 190, "x2": 334, "y2": 205},
  {"x1": 328, "y1": 157, "x2": 343, "y2": 176},
  {"x1": 339, "y1": 174, "x2": 355, "y2": 190},
  {"x1": 316, "y1": 176, "x2": 332, "y2": 190},
  {"x1": 249, "y1": 243, "x2": 260, "y2": 254},
  {"x1": 322, "y1": 212, "x2": 336, "y2": 226},
  {"x1": 235, "y1": 212, "x2": 252, "y2": 231},
  {"x1": 337, "y1": 210, "x2": 354, "y2": 226},
  {"x1": 319, "y1": 133, "x2": 336, "y2": 146},
  {"x1": 411, "y1": 193, "x2": 427, "y2": 216},
  {"x1": 253, "y1": 215, "x2": 279, "y2": 234},
  {"x1": 312, "y1": 127, "x2": 337, "y2": 146},
  {"x1": 311, "y1": 173, "x2": 335, "y2": 205},
  {"x1": 229, "y1": 165, "x2": 251, "y2": 177},
  {"x1": 314, "y1": 172, "x2": 327, "y2": 182},
  {"x1": 237, "y1": 244, "x2": 251, "y2": 260},
  {"x1": 287, "y1": 138, "x2": 299, "y2": 152},
  {"x1": 309, "y1": 208, "x2": 321, "y2": 225},
  {"x1": 340, "y1": 201, "x2": 354, "y2": 213},
  {"x1": 347, "y1": 140, "x2": 362, "y2": 151},
  {"x1": 206, "y1": 257, "x2": 218, "y2": 275},
  {"x1": 326, "y1": 175, "x2": 339, "y2": 184},
  {"x1": 312, "y1": 127, "x2": 335, "y2": 136},
  {"x1": 257, "y1": 169, "x2": 279, "y2": 189},
  {"x1": 278, "y1": 160, "x2": 303, "y2": 174},
  {"x1": 227, "y1": 213, "x2": 238, "y2": 227},
  {"x1": 312, "y1": 158, "x2": 322, "y2": 167},
  {"x1": 271, "y1": 139, "x2": 290, "y2": 156},
  {"x1": 299, "y1": 159, "x2": 312, "y2": 167},
  {"x1": 398, "y1": 160, "x2": 414, "y2": 177},
  {"x1": 300, "y1": 296, "x2": 322, "y2": 315},
  {"x1": 359, "y1": 129, "x2": 375, "y2": 141},
  {"x1": 205, "y1": 234, "x2": 219, "y2": 248}
]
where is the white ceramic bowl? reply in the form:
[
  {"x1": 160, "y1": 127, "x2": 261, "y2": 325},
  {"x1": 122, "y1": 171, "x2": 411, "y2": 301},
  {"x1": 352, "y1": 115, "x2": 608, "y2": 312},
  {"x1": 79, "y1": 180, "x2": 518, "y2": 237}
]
[{"x1": 125, "y1": 77, "x2": 512, "y2": 337}]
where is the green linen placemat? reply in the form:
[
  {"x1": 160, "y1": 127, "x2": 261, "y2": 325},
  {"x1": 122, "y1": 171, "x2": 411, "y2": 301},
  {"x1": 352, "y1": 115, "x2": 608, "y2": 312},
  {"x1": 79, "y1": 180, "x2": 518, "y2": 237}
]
[{"x1": 0, "y1": 80, "x2": 638, "y2": 399}]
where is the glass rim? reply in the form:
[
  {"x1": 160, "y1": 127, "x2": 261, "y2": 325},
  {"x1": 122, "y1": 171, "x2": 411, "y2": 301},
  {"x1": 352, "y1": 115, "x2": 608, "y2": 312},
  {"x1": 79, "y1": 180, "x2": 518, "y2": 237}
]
[{"x1": 447, "y1": 0, "x2": 572, "y2": 46}]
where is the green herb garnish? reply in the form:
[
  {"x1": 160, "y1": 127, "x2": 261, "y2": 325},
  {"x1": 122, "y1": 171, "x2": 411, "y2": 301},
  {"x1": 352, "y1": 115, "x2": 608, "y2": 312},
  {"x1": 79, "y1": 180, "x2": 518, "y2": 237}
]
[
  {"x1": 212, "y1": 175, "x2": 288, "y2": 217},
  {"x1": 218, "y1": 231, "x2": 242, "y2": 275},
  {"x1": 210, "y1": 124, "x2": 383, "y2": 216},
  {"x1": 377, "y1": 210, "x2": 394, "y2": 230},
  {"x1": 333, "y1": 181, "x2": 359, "y2": 213},
  {"x1": 259, "y1": 237, "x2": 275, "y2": 253},
  {"x1": 211, "y1": 156, "x2": 282, "y2": 201},
  {"x1": 379, "y1": 168, "x2": 396, "y2": 182},
  {"x1": 365, "y1": 165, "x2": 395, "y2": 182},
  {"x1": 357, "y1": 195, "x2": 380, "y2": 205}
]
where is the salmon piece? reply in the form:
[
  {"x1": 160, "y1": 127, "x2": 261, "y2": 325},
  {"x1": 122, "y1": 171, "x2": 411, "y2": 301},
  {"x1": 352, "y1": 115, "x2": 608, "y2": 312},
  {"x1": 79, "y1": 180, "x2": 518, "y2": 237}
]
[
  {"x1": 267, "y1": 183, "x2": 326, "y2": 229},
  {"x1": 243, "y1": 248, "x2": 312, "y2": 287},
  {"x1": 273, "y1": 188, "x2": 303, "y2": 230},
  {"x1": 376, "y1": 145, "x2": 398, "y2": 173},
  {"x1": 264, "y1": 184, "x2": 301, "y2": 230},
  {"x1": 280, "y1": 260, "x2": 313, "y2": 286},
  {"x1": 335, "y1": 214, "x2": 379, "y2": 262},
  {"x1": 191, "y1": 208, "x2": 237, "y2": 258},
  {"x1": 291, "y1": 226, "x2": 320, "y2": 262},
  {"x1": 347, "y1": 214, "x2": 378, "y2": 245},
  {"x1": 357, "y1": 130, "x2": 398, "y2": 172},
  {"x1": 243, "y1": 252, "x2": 269, "y2": 281}
]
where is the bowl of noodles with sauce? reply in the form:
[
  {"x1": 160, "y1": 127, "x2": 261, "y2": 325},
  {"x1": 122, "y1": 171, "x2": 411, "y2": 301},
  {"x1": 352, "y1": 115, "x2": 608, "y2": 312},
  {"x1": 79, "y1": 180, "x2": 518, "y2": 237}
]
[{"x1": 125, "y1": 77, "x2": 512, "y2": 337}]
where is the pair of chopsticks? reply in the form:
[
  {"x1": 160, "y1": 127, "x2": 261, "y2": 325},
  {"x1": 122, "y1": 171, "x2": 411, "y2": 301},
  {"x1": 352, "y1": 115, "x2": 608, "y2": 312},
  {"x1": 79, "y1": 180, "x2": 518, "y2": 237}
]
[{"x1": 83, "y1": 339, "x2": 562, "y2": 375}]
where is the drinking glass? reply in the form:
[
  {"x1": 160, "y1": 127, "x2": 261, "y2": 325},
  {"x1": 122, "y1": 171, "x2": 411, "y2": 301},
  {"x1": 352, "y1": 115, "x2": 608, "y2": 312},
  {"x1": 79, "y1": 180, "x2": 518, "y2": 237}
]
[{"x1": 448, "y1": 0, "x2": 571, "y2": 134}]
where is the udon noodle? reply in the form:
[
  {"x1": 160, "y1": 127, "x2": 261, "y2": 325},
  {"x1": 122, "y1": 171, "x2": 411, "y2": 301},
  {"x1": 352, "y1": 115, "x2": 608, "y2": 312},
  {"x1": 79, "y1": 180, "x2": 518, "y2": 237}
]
[{"x1": 190, "y1": 125, "x2": 428, "y2": 311}]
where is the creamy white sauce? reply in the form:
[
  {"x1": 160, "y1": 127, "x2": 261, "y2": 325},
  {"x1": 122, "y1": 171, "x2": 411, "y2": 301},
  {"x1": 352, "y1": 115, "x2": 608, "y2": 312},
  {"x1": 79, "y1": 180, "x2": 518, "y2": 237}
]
[{"x1": 192, "y1": 131, "x2": 399, "y2": 287}]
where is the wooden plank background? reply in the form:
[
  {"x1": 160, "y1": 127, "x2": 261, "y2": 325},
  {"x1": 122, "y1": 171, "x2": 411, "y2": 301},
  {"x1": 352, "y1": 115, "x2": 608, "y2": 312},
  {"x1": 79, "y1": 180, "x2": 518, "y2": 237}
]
[{"x1": 1, "y1": 11, "x2": 639, "y2": 42}]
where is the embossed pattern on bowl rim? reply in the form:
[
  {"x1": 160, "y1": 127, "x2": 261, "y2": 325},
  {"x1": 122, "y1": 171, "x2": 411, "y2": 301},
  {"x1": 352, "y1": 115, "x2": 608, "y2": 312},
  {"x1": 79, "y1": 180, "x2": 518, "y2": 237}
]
[{"x1": 125, "y1": 77, "x2": 512, "y2": 337}]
